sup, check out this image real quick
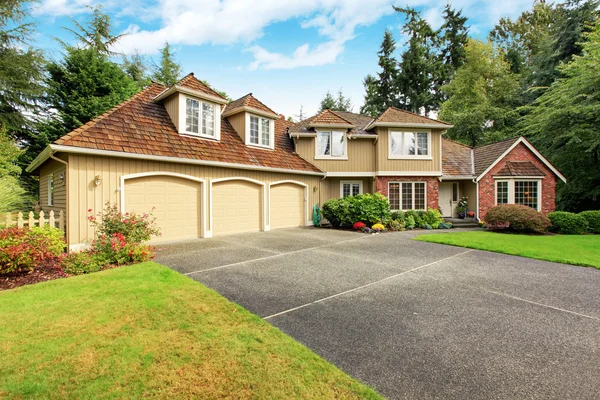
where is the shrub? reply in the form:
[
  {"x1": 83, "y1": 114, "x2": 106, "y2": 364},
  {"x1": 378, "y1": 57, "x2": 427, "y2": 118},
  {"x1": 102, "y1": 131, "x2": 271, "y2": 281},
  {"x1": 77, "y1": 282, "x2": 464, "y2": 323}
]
[
  {"x1": 353, "y1": 221, "x2": 366, "y2": 230},
  {"x1": 391, "y1": 211, "x2": 405, "y2": 223},
  {"x1": 405, "y1": 215, "x2": 416, "y2": 229},
  {"x1": 579, "y1": 210, "x2": 600, "y2": 234},
  {"x1": 424, "y1": 209, "x2": 443, "y2": 229},
  {"x1": 372, "y1": 223, "x2": 386, "y2": 231},
  {"x1": 388, "y1": 220, "x2": 405, "y2": 231},
  {"x1": 438, "y1": 222, "x2": 452, "y2": 229},
  {"x1": 62, "y1": 250, "x2": 103, "y2": 275},
  {"x1": 0, "y1": 226, "x2": 65, "y2": 274},
  {"x1": 322, "y1": 193, "x2": 391, "y2": 228},
  {"x1": 548, "y1": 211, "x2": 588, "y2": 235},
  {"x1": 484, "y1": 204, "x2": 551, "y2": 232},
  {"x1": 89, "y1": 203, "x2": 160, "y2": 265}
]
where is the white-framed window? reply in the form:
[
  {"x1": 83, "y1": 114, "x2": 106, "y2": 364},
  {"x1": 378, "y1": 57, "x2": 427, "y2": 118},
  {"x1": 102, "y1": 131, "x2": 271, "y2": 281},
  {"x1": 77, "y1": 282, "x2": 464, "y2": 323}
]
[
  {"x1": 183, "y1": 96, "x2": 219, "y2": 139},
  {"x1": 316, "y1": 130, "x2": 347, "y2": 159},
  {"x1": 340, "y1": 181, "x2": 362, "y2": 198},
  {"x1": 388, "y1": 130, "x2": 431, "y2": 159},
  {"x1": 388, "y1": 181, "x2": 426, "y2": 210},
  {"x1": 48, "y1": 175, "x2": 54, "y2": 206},
  {"x1": 246, "y1": 114, "x2": 274, "y2": 149},
  {"x1": 495, "y1": 179, "x2": 541, "y2": 211}
]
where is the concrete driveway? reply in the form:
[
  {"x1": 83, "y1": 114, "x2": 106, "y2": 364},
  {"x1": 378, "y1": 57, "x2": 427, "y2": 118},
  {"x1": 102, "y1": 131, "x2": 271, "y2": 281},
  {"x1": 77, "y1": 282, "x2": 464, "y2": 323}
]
[{"x1": 156, "y1": 228, "x2": 600, "y2": 400}]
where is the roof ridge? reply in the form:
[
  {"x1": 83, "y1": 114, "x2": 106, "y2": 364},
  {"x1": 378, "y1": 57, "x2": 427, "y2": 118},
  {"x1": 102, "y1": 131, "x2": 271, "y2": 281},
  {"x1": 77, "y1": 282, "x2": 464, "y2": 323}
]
[
  {"x1": 54, "y1": 83, "x2": 166, "y2": 145},
  {"x1": 325, "y1": 109, "x2": 354, "y2": 125},
  {"x1": 384, "y1": 106, "x2": 451, "y2": 125},
  {"x1": 310, "y1": 109, "x2": 354, "y2": 125}
]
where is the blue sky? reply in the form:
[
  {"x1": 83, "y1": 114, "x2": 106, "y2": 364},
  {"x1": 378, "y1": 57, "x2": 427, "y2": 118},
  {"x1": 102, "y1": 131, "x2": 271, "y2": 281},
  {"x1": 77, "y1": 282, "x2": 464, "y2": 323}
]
[{"x1": 29, "y1": 0, "x2": 534, "y2": 118}]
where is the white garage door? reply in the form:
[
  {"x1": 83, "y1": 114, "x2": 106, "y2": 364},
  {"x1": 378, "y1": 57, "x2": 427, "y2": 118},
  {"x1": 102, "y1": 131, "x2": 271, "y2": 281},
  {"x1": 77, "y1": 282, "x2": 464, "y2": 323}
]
[
  {"x1": 124, "y1": 175, "x2": 202, "y2": 242},
  {"x1": 270, "y1": 183, "x2": 305, "y2": 229},
  {"x1": 212, "y1": 180, "x2": 261, "y2": 235}
]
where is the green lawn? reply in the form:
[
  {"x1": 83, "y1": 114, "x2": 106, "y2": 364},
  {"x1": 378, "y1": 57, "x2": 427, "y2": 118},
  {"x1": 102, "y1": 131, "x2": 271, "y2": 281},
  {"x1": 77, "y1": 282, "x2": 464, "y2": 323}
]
[
  {"x1": 415, "y1": 231, "x2": 600, "y2": 269},
  {"x1": 0, "y1": 263, "x2": 380, "y2": 399}
]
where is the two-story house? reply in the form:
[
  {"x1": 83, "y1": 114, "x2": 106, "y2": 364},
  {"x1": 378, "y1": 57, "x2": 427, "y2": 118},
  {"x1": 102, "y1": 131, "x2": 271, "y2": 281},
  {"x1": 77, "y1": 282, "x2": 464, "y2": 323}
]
[{"x1": 27, "y1": 74, "x2": 565, "y2": 249}]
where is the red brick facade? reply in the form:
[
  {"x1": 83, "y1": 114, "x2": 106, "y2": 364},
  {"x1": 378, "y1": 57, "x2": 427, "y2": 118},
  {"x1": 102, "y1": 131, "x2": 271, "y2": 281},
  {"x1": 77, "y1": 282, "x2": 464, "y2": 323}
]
[
  {"x1": 375, "y1": 176, "x2": 439, "y2": 210},
  {"x1": 478, "y1": 143, "x2": 557, "y2": 219}
]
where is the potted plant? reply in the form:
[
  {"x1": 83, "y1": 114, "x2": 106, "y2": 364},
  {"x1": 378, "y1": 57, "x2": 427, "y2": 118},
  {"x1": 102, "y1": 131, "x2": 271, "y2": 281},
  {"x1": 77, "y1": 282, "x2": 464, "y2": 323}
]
[{"x1": 457, "y1": 197, "x2": 468, "y2": 219}]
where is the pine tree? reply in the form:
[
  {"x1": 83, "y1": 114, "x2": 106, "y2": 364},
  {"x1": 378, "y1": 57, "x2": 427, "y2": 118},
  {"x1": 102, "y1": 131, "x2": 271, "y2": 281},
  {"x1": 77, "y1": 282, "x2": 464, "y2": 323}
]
[
  {"x1": 61, "y1": 5, "x2": 125, "y2": 56},
  {"x1": 437, "y1": 5, "x2": 469, "y2": 104},
  {"x1": 0, "y1": 0, "x2": 45, "y2": 137},
  {"x1": 319, "y1": 89, "x2": 352, "y2": 112},
  {"x1": 319, "y1": 91, "x2": 337, "y2": 112},
  {"x1": 360, "y1": 30, "x2": 399, "y2": 116},
  {"x1": 151, "y1": 42, "x2": 182, "y2": 86},
  {"x1": 395, "y1": 7, "x2": 440, "y2": 115},
  {"x1": 123, "y1": 51, "x2": 151, "y2": 89}
]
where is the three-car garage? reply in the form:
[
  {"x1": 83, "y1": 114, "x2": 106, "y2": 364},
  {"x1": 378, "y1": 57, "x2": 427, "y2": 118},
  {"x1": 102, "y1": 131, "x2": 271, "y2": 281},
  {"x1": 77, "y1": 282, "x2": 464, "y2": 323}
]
[{"x1": 122, "y1": 173, "x2": 309, "y2": 242}]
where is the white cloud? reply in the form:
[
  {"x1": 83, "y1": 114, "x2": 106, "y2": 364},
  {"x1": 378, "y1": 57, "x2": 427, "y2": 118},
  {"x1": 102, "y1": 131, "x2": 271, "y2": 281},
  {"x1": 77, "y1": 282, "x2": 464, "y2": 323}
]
[{"x1": 34, "y1": 0, "x2": 94, "y2": 16}]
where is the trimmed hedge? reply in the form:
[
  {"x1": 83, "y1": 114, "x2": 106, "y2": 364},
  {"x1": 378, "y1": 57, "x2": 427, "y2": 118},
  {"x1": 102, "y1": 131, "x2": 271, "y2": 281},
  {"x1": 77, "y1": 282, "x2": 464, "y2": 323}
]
[
  {"x1": 579, "y1": 210, "x2": 600, "y2": 234},
  {"x1": 548, "y1": 211, "x2": 588, "y2": 235},
  {"x1": 484, "y1": 204, "x2": 551, "y2": 232},
  {"x1": 322, "y1": 193, "x2": 391, "y2": 227}
]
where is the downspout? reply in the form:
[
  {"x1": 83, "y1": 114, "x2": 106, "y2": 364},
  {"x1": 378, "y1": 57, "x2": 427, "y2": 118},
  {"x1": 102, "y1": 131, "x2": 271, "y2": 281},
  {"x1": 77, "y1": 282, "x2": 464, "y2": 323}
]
[{"x1": 49, "y1": 153, "x2": 70, "y2": 249}]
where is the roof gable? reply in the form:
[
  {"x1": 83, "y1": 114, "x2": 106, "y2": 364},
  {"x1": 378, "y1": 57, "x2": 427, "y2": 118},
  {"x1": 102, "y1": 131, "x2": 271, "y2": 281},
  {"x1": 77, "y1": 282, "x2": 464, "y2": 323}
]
[
  {"x1": 176, "y1": 73, "x2": 228, "y2": 101},
  {"x1": 223, "y1": 93, "x2": 278, "y2": 117},
  {"x1": 495, "y1": 161, "x2": 544, "y2": 177},
  {"x1": 308, "y1": 109, "x2": 354, "y2": 126}
]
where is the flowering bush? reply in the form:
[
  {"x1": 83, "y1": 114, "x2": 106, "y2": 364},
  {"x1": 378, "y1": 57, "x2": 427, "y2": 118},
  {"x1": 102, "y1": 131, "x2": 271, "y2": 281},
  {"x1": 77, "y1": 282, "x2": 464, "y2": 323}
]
[
  {"x1": 353, "y1": 221, "x2": 366, "y2": 230},
  {"x1": 0, "y1": 226, "x2": 65, "y2": 274},
  {"x1": 457, "y1": 197, "x2": 469, "y2": 213},
  {"x1": 61, "y1": 250, "x2": 103, "y2": 275},
  {"x1": 362, "y1": 227, "x2": 372, "y2": 233},
  {"x1": 89, "y1": 203, "x2": 160, "y2": 265},
  {"x1": 372, "y1": 223, "x2": 386, "y2": 231}
]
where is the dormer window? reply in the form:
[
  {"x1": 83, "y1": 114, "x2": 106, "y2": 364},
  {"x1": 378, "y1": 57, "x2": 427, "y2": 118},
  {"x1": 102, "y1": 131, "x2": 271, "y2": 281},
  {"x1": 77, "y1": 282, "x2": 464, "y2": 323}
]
[
  {"x1": 249, "y1": 115, "x2": 271, "y2": 147},
  {"x1": 181, "y1": 96, "x2": 220, "y2": 140},
  {"x1": 245, "y1": 113, "x2": 274, "y2": 149}
]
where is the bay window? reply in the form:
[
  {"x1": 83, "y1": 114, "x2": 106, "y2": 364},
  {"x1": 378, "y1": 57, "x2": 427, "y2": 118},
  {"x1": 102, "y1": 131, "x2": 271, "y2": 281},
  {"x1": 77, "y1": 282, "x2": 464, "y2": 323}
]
[
  {"x1": 495, "y1": 179, "x2": 541, "y2": 210},
  {"x1": 317, "y1": 131, "x2": 346, "y2": 158},
  {"x1": 388, "y1": 182, "x2": 426, "y2": 210},
  {"x1": 389, "y1": 131, "x2": 430, "y2": 158}
]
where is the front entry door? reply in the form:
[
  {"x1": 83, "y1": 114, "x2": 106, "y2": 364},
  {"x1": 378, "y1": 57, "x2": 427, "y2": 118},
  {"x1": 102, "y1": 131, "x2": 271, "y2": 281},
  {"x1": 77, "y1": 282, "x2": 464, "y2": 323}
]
[{"x1": 439, "y1": 182, "x2": 458, "y2": 217}]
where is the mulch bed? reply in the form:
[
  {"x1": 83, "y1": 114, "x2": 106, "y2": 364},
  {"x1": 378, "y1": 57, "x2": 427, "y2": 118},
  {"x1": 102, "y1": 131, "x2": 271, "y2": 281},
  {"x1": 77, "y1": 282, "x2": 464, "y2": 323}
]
[{"x1": 0, "y1": 263, "x2": 66, "y2": 292}]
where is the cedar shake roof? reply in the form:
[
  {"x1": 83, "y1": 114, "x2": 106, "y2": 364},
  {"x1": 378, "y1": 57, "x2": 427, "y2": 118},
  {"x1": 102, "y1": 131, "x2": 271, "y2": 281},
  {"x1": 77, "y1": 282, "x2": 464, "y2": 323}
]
[
  {"x1": 495, "y1": 161, "x2": 544, "y2": 177},
  {"x1": 176, "y1": 73, "x2": 228, "y2": 101},
  {"x1": 54, "y1": 83, "x2": 322, "y2": 173},
  {"x1": 288, "y1": 110, "x2": 374, "y2": 135},
  {"x1": 309, "y1": 109, "x2": 354, "y2": 126},
  {"x1": 473, "y1": 137, "x2": 520, "y2": 176},
  {"x1": 442, "y1": 139, "x2": 473, "y2": 176},
  {"x1": 374, "y1": 107, "x2": 453, "y2": 126},
  {"x1": 223, "y1": 93, "x2": 278, "y2": 116}
]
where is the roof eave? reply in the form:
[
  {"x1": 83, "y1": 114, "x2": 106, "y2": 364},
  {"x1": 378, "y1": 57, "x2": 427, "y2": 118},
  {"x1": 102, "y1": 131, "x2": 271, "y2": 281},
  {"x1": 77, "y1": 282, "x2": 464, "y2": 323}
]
[
  {"x1": 26, "y1": 146, "x2": 53, "y2": 173},
  {"x1": 222, "y1": 106, "x2": 279, "y2": 119},
  {"x1": 367, "y1": 122, "x2": 453, "y2": 129},
  {"x1": 153, "y1": 85, "x2": 229, "y2": 105}
]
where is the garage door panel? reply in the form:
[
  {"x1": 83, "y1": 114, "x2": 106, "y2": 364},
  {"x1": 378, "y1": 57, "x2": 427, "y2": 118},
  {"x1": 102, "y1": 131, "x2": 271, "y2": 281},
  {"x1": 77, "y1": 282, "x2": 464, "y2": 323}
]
[
  {"x1": 125, "y1": 175, "x2": 202, "y2": 242},
  {"x1": 271, "y1": 183, "x2": 304, "y2": 230},
  {"x1": 212, "y1": 181, "x2": 261, "y2": 236}
]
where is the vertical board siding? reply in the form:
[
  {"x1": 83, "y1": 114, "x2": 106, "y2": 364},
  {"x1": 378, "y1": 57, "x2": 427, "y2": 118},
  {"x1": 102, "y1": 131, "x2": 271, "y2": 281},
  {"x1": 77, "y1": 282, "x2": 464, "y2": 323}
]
[
  {"x1": 375, "y1": 127, "x2": 443, "y2": 173},
  {"x1": 68, "y1": 154, "x2": 321, "y2": 245},
  {"x1": 227, "y1": 113, "x2": 246, "y2": 143},
  {"x1": 295, "y1": 137, "x2": 376, "y2": 172},
  {"x1": 163, "y1": 94, "x2": 179, "y2": 131},
  {"x1": 39, "y1": 160, "x2": 67, "y2": 213},
  {"x1": 318, "y1": 177, "x2": 375, "y2": 205}
]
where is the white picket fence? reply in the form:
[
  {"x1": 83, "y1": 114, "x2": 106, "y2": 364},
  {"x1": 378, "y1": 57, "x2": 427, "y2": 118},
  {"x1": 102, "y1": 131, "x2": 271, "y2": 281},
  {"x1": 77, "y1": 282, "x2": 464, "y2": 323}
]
[{"x1": 2, "y1": 210, "x2": 65, "y2": 234}]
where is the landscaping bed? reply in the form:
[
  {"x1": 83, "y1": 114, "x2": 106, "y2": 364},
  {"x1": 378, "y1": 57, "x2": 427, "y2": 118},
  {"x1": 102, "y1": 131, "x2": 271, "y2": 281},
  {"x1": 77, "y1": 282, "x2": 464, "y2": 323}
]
[{"x1": 0, "y1": 262, "x2": 380, "y2": 399}]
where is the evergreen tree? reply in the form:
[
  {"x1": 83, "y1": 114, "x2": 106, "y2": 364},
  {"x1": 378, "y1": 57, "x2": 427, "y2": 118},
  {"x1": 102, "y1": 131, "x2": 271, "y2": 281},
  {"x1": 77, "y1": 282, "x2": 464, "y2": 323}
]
[
  {"x1": 437, "y1": 5, "x2": 469, "y2": 103},
  {"x1": 519, "y1": 21, "x2": 600, "y2": 211},
  {"x1": 0, "y1": 129, "x2": 29, "y2": 212},
  {"x1": 151, "y1": 42, "x2": 182, "y2": 86},
  {"x1": 360, "y1": 30, "x2": 399, "y2": 116},
  {"x1": 61, "y1": 5, "x2": 125, "y2": 56},
  {"x1": 319, "y1": 89, "x2": 352, "y2": 112},
  {"x1": 395, "y1": 7, "x2": 440, "y2": 115},
  {"x1": 123, "y1": 51, "x2": 151, "y2": 89},
  {"x1": 439, "y1": 39, "x2": 520, "y2": 147},
  {"x1": 319, "y1": 91, "x2": 336, "y2": 112},
  {"x1": 0, "y1": 0, "x2": 45, "y2": 137}
]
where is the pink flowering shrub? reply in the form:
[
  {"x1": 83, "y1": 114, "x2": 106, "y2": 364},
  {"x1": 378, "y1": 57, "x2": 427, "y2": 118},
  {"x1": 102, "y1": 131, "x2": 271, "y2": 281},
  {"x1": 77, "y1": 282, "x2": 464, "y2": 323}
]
[
  {"x1": 353, "y1": 221, "x2": 366, "y2": 230},
  {"x1": 88, "y1": 202, "x2": 160, "y2": 265}
]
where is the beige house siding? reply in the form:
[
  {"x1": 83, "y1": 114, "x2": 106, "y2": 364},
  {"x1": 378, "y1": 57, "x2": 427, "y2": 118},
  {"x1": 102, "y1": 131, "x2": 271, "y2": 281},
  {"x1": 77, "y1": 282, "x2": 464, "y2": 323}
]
[
  {"x1": 39, "y1": 159, "x2": 67, "y2": 214},
  {"x1": 163, "y1": 94, "x2": 179, "y2": 131},
  {"x1": 227, "y1": 113, "x2": 246, "y2": 142},
  {"x1": 295, "y1": 136, "x2": 376, "y2": 172},
  {"x1": 375, "y1": 127, "x2": 443, "y2": 173},
  {"x1": 66, "y1": 154, "x2": 321, "y2": 245},
  {"x1": 318, "y1": 177, "x2": 374, "y2": 205}
]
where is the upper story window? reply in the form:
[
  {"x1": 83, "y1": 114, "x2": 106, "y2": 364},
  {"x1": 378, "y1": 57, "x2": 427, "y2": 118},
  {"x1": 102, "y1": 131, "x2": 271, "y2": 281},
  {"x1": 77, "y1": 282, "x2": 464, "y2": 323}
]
[
  {"x1": 389, "y1": 131, "x2": 430, "y2": 159},
  {"x1": 249, "y1": 115, "x2": 272, "y2": 147},
  {"x1": 184, "y1": 97, "x2": 217, "y2": 138},
  {"x1": 316, "y1": 131, "x2": 346, "y2": 159}
]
